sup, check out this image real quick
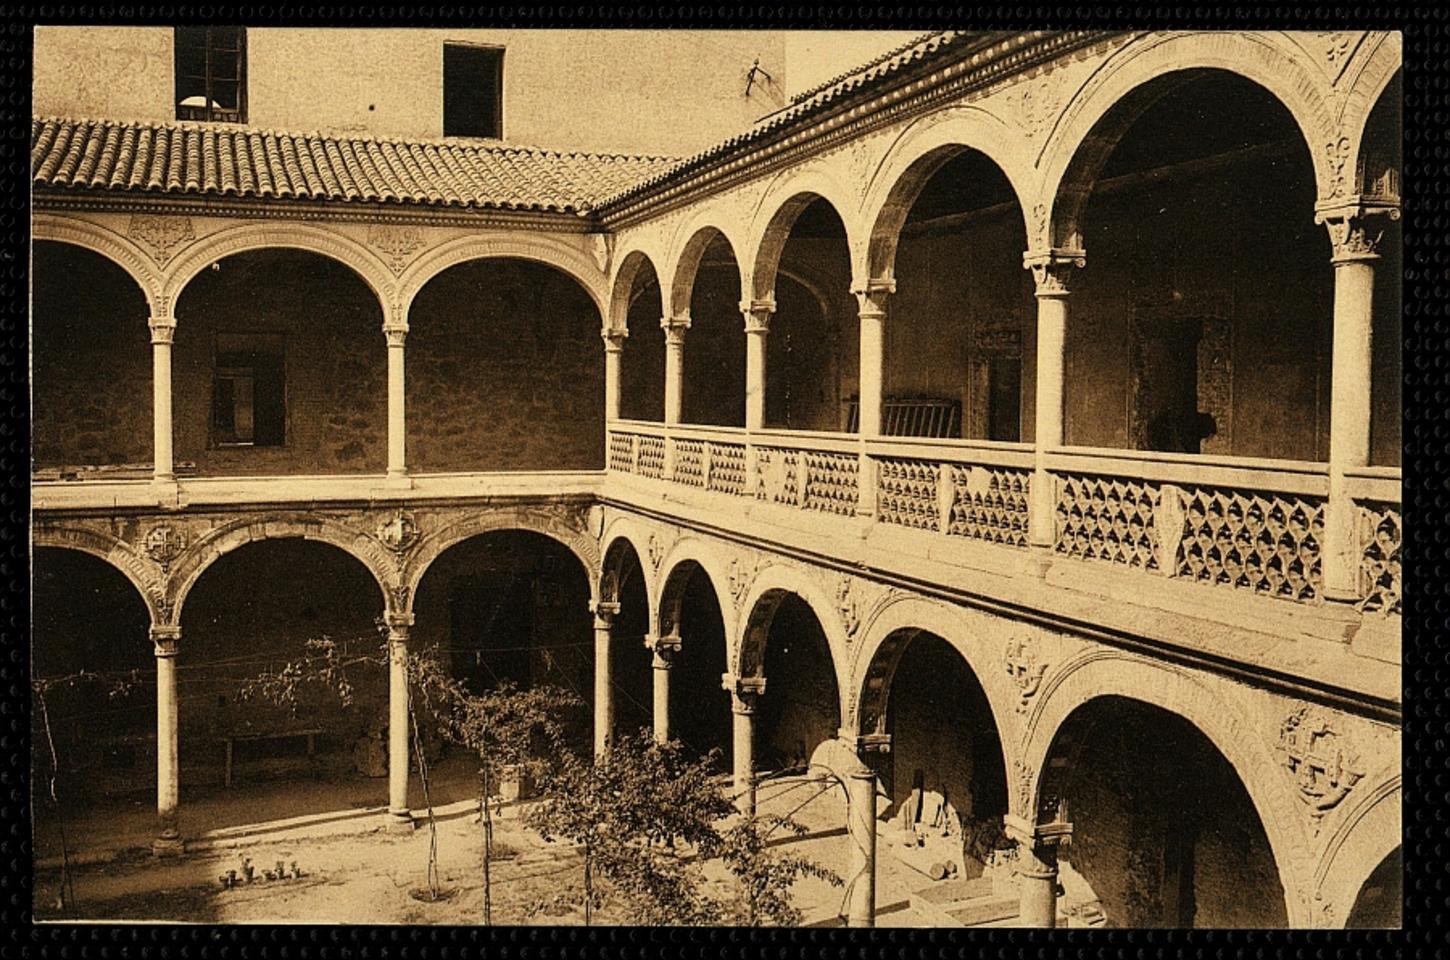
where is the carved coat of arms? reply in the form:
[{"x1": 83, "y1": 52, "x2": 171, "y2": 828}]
[{"x1": 1278, "y1": 706, "x2": 1364, "y2": 825}]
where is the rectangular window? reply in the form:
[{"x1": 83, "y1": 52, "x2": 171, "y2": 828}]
[
  {"x1": 212, "y1": 334, "x2": 284, "y2": 447},
  {"x1": 986, "y1": 355, "x2": 1022, "y2": 443},
  {"x1": 175, "y1": 26, "x2": 247, "y2": 123},
  {"x1": 443, "y1": 43, "x2": 504, "y2": 138}
]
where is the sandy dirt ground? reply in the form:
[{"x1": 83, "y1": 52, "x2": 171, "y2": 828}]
[{"x1": 33, "y1": 768, "x2": 952, "y2": 926}]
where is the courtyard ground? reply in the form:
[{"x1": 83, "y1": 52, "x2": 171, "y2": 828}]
[{"x1": 33, "y1": 758, "x2": 969, "y2": 926}]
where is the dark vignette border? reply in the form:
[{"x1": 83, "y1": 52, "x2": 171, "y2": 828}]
[{"x1": 0, "y1": 5, "x2": 1441, "y2": 958}]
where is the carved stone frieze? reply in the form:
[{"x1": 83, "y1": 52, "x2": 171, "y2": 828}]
[
  {"x1": 127, "y1": 214, "x2": 196, "y2": 267},
  {"x1": 367, "y1": 223, "x2": 428, "y2": 276}
]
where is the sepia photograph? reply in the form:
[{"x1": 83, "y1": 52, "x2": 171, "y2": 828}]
[{"x1": 28, "y1": 25, "x2": 1402, "y2": 928}]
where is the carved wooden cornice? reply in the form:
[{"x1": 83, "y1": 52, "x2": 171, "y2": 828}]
[{"x1": 596, "y1": 31, "x2": 1123, "y2": 229}]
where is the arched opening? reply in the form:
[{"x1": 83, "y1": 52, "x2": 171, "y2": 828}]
[
  {"x1": 408, "y1": 258, "x2": 604, "y2": 472},
  {"x1": 178, "y1": 539, "x2": 387, "y2": 826},
  {"x1": 1361, "y1": 71, "x2": 1402, "y2": 468},
  {"x1": 874, "y1": 149, "x2": 1032, "y2": 440},
  {"x1": 1040, "y1": 696, "x2": 1288, "y2": 928},
  {"x1": 678, "y1": 231, "x2": 746, "y2": 427},
  {"x1": 1345, "y1": 845, "x2": 1401, "y2": 928},
  {"x1": 747, "y1": 593, "x2": 841, "y2": 773},
  {"x1": 31, "y1": 242, "x2": 152, "y2": 475},
  {"x1": 31, "y1": 548, "x2": 154, "y2": 859},
  {"x1": 174, "y1": 249, "x2": 386, "y2": 476},
  {"x1": 657, "y1": 560, "x2": 731, "y2": 766},
  {"x1": 617, "y1": 253, "x2": 666, "y2": 422},
  {"x1": 859, "y1": 629, "x2": 1010, "y2": 879},
  {"x1": 1057, "y1": 70, "x2": 1328, "y2": 461},
  {"x1": 759, "y1": 197, "x2": 859, "y2": 433},
  {"x1": 602, "y1": 539, "x2": 653, "y2": 742},
  {"x1": 411, "y1": 530, "x2": 594, "y2": 752}
]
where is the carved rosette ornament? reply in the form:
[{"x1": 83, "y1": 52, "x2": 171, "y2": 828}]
[
  {"x1": 368, "y1": 224, "x2": 427, "y2": 276},
  {"x1": 1278, "y1": 705, "x2": 1365, "y2": 830},
  {"x1": 377, "y1": 511, "x2": 419, "y2": 555},
  {"x1": 1004, "y1": 637, "x2": 1047, "y2": 714},
  {"x1": 143, "y1": 523, "x2": 185, "y2": 572},
  {"x1": 128, "y1": 214, "x2": 195, "y2": 267}
]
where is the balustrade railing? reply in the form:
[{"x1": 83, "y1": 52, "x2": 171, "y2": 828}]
[{"x1": 605, "y1": 425, "x2": 1401, "y2": 614}]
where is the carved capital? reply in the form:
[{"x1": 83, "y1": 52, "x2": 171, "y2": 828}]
[
  {"x1": 722, "y1": 672, "x2": 767, "y2": 713},
  {"x1": 149, "y1": 318, "x2": 177, "y2": 345},
  {"x1": 383, "y1": 324, "x2": 409, "y2": 348},
  {"x1": 1315, "y1": 198, "x2": 1400, "y2": 264},
  {"x1": 850, "y1": 280, "x2": 895, "y2": 319},
  {"x1": 385, "y1": 611, "x2": 415, "y2": 635},
  {"x1": 601, "y1": 326, "x2": 629, "y2": 351},
  {"x1": 645, "y1": 632, "x2": 682, "y2": 669},
  {"x1": 739, "y1": 299, "x2": 776, "y2": 334},
  {"x1": 591, "y1": 599, "x2": 621, "y2": 629},
  {"x1": 660, "y1": 313, "x2": 691, "y2": 342},
  {"x1": 150, "y1": 624, "x2": 181, "y2": 657},
  {"x1": 1023, "y1": 248, "x2": 1085, "y2": 297}
]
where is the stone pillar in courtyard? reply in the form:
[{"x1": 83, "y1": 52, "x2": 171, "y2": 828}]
[
  {"x1": 1005, "y1": 810, "x2": 1072, "y2": 928},
  {"x1": 592, "y1": 600, "x2": 620, "y2": 757},
  {"x1": 385, "y1": 321, "x2": 409, "y2": 483},
  {"x1": 662, "y1": 313, "x2": 690, "y2": 426},
  {"x1": 644, "y1": 632, "x2": 680, "y2": 743},
  {"x1": 723, "y1": 673, "x2": 766, "y2": 815},
  {"x1": 602, "y1": 327, "x2": 628, "y2": 422},
  {"x1": 1316, "y1": 199, "x2": 1398, "y2": 602},
  {"x1": 386, "y1": 613, "x2": 415, "y2": 832},
  {"x1": 148, "y1": 313, "x2": 176, "y2": 486},
  {"x1": 741, "y1": 299, "x2": 775, "y2": 431},
  {"x1": 1023, "y1": 250, "x2": 1084, "y2": 558},
  {"x1": 852, "y1": 281, "x2": 894, "y2": 517},
  {"x1": 843, "y1": 734, "x2": 888, "y2": 928},
  {"x1": 151, "y1": 625, "x2": 183, "y2": 856}
]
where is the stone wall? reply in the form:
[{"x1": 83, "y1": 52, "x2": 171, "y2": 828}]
[
  {"x1": 32, "y1": 243, "x2": 154, "y2": 470},
  {"x1": 173, "y1": 250, "x2": 388, "y2": 476},
  {"x1": 407, "y1": 259, "x2": 604, "y2": 473}
]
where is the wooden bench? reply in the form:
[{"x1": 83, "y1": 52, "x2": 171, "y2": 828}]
[{"x1": 221, "y1": 728, "x2": 323, "y2": 788}]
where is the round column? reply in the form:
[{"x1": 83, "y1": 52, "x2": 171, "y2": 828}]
[
  {"x1": 148, "y1": 316, "x2": 176, "y2": 486},
  {"x1": 845, "y1": 764, "x2": 878, "y2": 927},
  {"x1": 384, "y1": 324, "x2": 408, "y2": 482},
  {"x1": 602, "y1": 328, "x2": 627, "y2": 423},
  {"x1": 662, "y1": 314, "x2": 690, "y2": 426},
  {"x1": 1023, "y1": 250, "x2": 1084, "y2": 552},
  {"x1": 741, "y1": 299, "x2": 775, "y2": 431},
  {"x1": 723, "y1": 673, "x2": 765, "y2": 815},
  {"x1": 387, "y1": 615, "x2": 415, "y2": 832},
  {"x1": 645, "y1": 633, "x2": 680, "y2": 744},
  {"x1": 151, "y1": 625, "x2": 183, "y2": 856},
  {"x1": 1017, "y1": 840, "x2": 1061, "y2": 928},
  {"x1": 592, "y1": 601, "x2": 620, "y2": 757}
]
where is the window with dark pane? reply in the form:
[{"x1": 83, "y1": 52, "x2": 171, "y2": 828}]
[
  {"x1": 212, "y1": 334, "x2": 285, "y2": 447},
  {"x1": 175, "y1": 26, "x2": 247, "y2": 123},
  {"x1": 443, "y1": 43, "x2": 504, "y2": 138},
  {"x1": 986, "y1": 355, "x2": 1022, "y2": 442}
]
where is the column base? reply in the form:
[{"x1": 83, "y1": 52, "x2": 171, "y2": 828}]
[
  {"x1": 383, "y1": 472, "x2": 414, "y2": 491},
  {"x1": 385, "y1": 812, "x2": 417, "y2": 834},
  {"x1": 151, "y1": 836, "x2": 185, "y2": 858}
]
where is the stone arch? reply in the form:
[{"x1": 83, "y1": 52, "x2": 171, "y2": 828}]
[
  {"x1": 169, "y1": 514, "x2": 395, "y2": 626},
  {"x1": 733, "y1": 563, "x2": 848, "y2": 685},
  {"x1": 161, "y1": 222, "x2": 396, "y2": 319},
  {"x1": 860, "y1": 106, "x2": 1035, "y2": 283},
  {"x1": 398, "y1": 232, "x2": 609, "y2": 321},
  {"x1": 1036, "y1": 31, "x2": 1337, "y2": 251},
  {"x1": 655, "y1": 539, "x2": 736, "y2": 642},
  {"x1": 607, "y1": 247, "x2": 666, "y2": 334},
  {"x1": 31, "y1": 524, "x2": 166, "y2": 625},
  {"x1": 32, "y1": 213, "x2": 163, "y2": 308},
  {"x1": 847, "y1": 594, "x2": 1020, "y2": 771},
  {"x1": 666, "y1": 221, "x2": 746, "y2": 319},
  {"x1": 600, "y1": 516, "x2": 658, "y2": 611},
  {"x1": 1340, "y1": 32, "x2": 1402, "y2": 188},
  {"x1": 747, "y1": 166, "x2": 863, "y2": 301},
  {"x1": 1312, "y1": 771, "x2": 1401, "y2": 927},
  {"x1": 403, "y1": 510, "x2": 602, "y2": 615},
  {"x1": 1020, "y1": 648, "x2": 1314, "y2": 926}
]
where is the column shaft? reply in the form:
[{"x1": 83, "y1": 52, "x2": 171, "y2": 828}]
[
  {"x1": 845, "y1": 768, "x2": 878, "y2": 927},
  {"x1": 1031, "y1": 292, "x2": 1068, "y2": 548},
  {"x1": 1325, "y1": 256, "x2": 1376, "y2": 599},
  {"x1": 153, "y1": 627, "x2": 181, "y2": 855},
  {"x1": 732, "y1": 706, "x2": 754, "y2": 815},
  {"x1": 386, "y1": 326, "x2": 407, "y2": 480},
  {"x1": 593, "y1": 603, "x2": 619, "y2": 757},
  {"x1": 1017, "y1": 842, "x2": 1060, "y2": 928},
  {"x1": 742, "y1": 300, "x2": 774, "y2": 431},
  {"x1": 662, "y1": 317, "x2": 689, "y2": 426},
  {"x1": 149, "y1": 319, "x2": 175, "y2": 484},
  {"x1": 388, "y1": 627, "x2": 412, "y2": 829},
  {"x1": 603, "y1": 334, "x2": 625, "y2": 423}
]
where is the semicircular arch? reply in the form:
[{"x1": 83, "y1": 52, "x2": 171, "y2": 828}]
[
  {"x1": 747, "y1": 166, "x2": 863, "y2": 301},
  {"x1": 734, "y1": 563, "x2": 849, "y2": 690},
  {"x1": 33, "y1": 214, "x2": 163, "y2": 306},
  {"x1": 399, "y1": 232, "x2": 609, "y2": 321},
  {"x1": 655, "y1": 539, "x2": 737, "y2": 642},
  {"x1": 32, "y1": 524, "x2": 166, "y2": 624}
]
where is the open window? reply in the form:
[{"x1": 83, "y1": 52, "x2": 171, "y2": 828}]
[
  {"x1": 212, "y1": 333, "x2": 285, "y2": 447},
  {"x1": 175, "y1": 26, "x2": 247, "y2": 123},
  {"x1": 443, "y1": 42, "x2": 504, "y2": 138}
]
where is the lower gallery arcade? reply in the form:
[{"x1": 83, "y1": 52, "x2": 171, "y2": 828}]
[{"x1": 32, "y1": 31, "x2": 1401, "y2": 929}]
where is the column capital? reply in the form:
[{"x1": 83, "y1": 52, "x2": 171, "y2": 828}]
[
  {"x1": 383, "y1": 323, "x2": 409, "y2": 347},
  {"x1": 601, "y1": 326, "x2": 629, "y2": 350},
  {"x1": 590, "y1": 599, "x2": 621, "y2": 627},
  {"x1": 644, "y1": 632, "x2": 682, "y2": 668},
  {"x1": 149, "y1": 317, "x2": 177, "y2": 345},
  {"x1": 739, "y1": 299, "x2": 777, "y2": 334},
  {"x1": 150, "y1": 624, "x2": 181, "y2": 657},
  {"x1": 661, "y1": 312, "x2": 691, "y2": 340},
  {"x1": 1002, "y1": 811, "x2": 1074, "y2": 849},
  {"x1": 1315, "y1": 197, "x2": 1400, "y2": 264},
  {"x1": 722, "y1": 672, "x2": 766, "y2": 713},
  {"x1": 1022, "y1": 248, "x2": 1085, "y2": 298},
  {"x1": 385, "y1": 611, "x2": 415, "y2": 632},
  {"x1": 838, "y1": 728, "x2": 892, "y2": 756},
  {"x1": 850, "y1": 279, "x2": 895, "y2": 317}
]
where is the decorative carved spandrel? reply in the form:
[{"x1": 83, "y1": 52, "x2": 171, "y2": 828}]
[
  {"x1": 1277, "y1": 705, "x2": 1365, "y2": 830},
  {"x1": 367, "y1": 224, "x2": 427, "y2": 276},
  {"x1": 128, "y1": 214, "x2": 196, "y2": 267},
  {"x1": 1003, "y1": 637, "x2": 1047, "y2": 713},
  {"x1": 376, "y1": 511, "x2": 419, "y2": 554},
  {"x1": 142, "y1": 523, "x2": 186, "y2": 572}
]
